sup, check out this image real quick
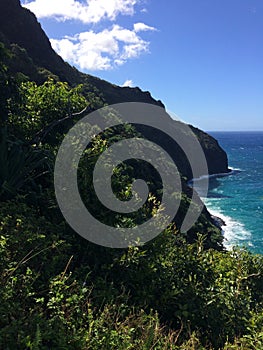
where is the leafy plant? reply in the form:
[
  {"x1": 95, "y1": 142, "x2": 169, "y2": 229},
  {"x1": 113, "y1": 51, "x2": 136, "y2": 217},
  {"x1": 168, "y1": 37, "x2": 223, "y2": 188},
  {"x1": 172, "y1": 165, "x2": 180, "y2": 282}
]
[{"x1": 0, "y1": 127, "x2": 51, "y2": 200}]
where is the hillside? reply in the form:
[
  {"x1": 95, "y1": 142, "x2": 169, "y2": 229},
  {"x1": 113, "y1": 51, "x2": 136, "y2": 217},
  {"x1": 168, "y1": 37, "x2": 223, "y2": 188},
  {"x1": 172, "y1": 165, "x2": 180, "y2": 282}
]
[
  {"x1": 0, "y1": 1, "x2": 262, "y2": 349},
  {"x1": 0, "y1": 0, "x2": 229, "y2": 177},
  {"x1": 0, "y1": 0, "x2": 164, "y2": 106},
  {"x1": 0, "y1": 0, "x2": 232, "y2": 248}
]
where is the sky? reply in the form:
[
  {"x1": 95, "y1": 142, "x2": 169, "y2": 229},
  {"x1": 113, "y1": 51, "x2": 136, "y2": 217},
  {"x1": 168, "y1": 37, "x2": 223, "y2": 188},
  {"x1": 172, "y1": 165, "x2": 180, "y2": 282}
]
[{"x1": 21, "y1": 0, "x2": 263, "y2": 131}]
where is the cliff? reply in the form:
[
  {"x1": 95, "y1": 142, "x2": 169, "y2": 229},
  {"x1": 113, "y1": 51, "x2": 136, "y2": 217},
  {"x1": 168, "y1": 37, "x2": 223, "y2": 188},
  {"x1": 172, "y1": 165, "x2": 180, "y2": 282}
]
[{"x1": 0, "y1": 0, "x2": 229, "y2": 178}]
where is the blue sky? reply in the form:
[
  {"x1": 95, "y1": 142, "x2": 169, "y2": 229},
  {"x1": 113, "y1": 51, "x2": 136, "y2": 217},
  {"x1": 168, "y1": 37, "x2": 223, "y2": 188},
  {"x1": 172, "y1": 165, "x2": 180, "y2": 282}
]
[{"x1": 21, "y1": 0, "x2": 263, "y2": 131}]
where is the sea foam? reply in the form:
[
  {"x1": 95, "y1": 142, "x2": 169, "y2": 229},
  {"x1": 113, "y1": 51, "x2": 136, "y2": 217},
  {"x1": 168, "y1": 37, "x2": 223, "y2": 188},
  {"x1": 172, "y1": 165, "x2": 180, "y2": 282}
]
[{"x1": 203, "y1": 203, "x2": 252, "y2": 250}]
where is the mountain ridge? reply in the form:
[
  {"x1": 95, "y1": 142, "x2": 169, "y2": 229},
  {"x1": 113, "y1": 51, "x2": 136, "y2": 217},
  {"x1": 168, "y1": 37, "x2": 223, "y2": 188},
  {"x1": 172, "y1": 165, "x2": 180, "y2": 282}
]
[
  {"x1": 0, "y1": 0, "x2": 230, "y2": 179},
  {"x1": 0, "y1": 0, "x2": 165, "y2": 108}
]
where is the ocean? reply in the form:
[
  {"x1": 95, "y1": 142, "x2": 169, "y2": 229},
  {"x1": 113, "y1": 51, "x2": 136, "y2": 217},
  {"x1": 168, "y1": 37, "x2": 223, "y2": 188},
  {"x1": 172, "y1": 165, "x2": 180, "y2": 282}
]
[{"x1": 197, "y1": 131, "x2": 263, "y2": 254}]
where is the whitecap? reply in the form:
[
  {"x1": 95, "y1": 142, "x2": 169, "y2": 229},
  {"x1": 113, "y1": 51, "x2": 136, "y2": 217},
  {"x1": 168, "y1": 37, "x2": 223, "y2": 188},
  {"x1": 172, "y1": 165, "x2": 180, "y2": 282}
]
[
  {"x1": 190, "y1": 167, "x2": 242, "y2": 184},
  {"x1": 204, "y1": 205, "x2": 252, "y2": 250}
]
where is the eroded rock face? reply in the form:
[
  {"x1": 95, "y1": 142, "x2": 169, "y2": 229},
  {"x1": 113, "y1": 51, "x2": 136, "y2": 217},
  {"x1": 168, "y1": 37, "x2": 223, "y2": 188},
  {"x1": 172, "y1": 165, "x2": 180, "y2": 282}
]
[
  {"x1": 190, "y1": 126, "x2": 229, "y2": 176},
  {"x1": 0, "y1": 0, "x2": 69, "y2": 76},
  {"x1": 137, "y1": 120, "x2": 229, "y2": 179}
]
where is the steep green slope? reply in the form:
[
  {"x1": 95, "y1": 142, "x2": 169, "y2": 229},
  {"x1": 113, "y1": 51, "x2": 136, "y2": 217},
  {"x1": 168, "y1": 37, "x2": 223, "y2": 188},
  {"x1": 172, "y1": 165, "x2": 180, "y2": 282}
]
[
  {"x1": 0, "y1": 2, "x2": 262, "y2": 350},
  {"x1": 0, "y1": 0, "x2": 230, "y2": 249},
  {"x1": 0, "y1": 0, "x2": 229, "y2": 177}
]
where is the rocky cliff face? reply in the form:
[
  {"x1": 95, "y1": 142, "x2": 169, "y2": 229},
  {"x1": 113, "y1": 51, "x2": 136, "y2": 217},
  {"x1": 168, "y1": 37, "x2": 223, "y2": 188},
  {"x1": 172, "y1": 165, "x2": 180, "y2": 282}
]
[
  {"x1": 0, "y1": 0, "x2": 65, "y2": 70},
  {"x1": 190, "y1": 125, "x2": 229, "y2": 175},
  {"x1": 0, "y1": 0, "x2": 229, "y2": 178}
]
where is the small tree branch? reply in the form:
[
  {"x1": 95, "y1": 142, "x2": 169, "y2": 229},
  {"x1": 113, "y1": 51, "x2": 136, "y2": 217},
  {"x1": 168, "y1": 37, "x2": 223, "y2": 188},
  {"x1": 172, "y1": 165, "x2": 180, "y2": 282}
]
[
  {"x1": 239, "y1": 272, "x2": 261, "y2": 281},
  {"x1": 30, "y1": 105, "x2": 90, "y2": 145}
]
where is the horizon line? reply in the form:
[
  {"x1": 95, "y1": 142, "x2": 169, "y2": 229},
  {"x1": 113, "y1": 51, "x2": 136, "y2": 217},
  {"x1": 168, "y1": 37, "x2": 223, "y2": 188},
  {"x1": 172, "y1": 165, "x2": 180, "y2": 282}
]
[{"x1": 206, "y1": 130, "x2": 263, "y2": 133}]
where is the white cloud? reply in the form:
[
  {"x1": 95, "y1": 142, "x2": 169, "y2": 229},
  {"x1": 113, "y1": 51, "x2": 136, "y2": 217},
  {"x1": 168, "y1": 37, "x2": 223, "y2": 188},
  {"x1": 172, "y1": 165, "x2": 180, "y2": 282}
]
[
  {"x1": 121, "y1": 42, "x2": 148, "y2": 60},
  {"x1": 122, "y1": 79, "x2": 134, "y2": 87},
  {"x1": 22, "y1": 0, "x2": 138, "y2": 23},
  {"x1": 133, "y1": 22, "x2": 157, "y2": 32},
  {"x1": 50, "y1": 38, "x2": 76, "y2": 62},
  {"x1": 22, "y1": 0, "x2": 158, "y2": 71},
  {"x1": 50, "y1": 24, "x2": 155, "y2": 71}
]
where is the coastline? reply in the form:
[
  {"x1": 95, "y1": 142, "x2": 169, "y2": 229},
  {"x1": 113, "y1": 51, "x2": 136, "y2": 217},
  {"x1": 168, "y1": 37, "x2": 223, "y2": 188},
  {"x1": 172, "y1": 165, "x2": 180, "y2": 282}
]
[
  {"x1": 210, "y1": 214, "x2": 226, "y2": 229},
  {"x1": 189, "y1": 167, "x2": 250, "y2": 250},
  {"x1": 205, "y1": 205, "x2": 252, "y2": 250}
]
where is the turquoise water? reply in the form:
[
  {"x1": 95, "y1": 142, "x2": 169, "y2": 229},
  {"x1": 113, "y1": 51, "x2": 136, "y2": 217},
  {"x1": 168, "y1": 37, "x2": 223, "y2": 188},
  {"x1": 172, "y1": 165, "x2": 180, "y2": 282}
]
[{"x1": 202, "y1": 132, "x2": 263, "y2": 254}]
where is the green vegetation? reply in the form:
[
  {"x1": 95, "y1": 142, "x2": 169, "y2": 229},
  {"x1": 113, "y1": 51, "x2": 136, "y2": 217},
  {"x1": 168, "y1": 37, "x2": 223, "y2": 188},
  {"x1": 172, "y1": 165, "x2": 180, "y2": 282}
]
[
  {"x1": 0, "y1": 38, "x2": 262, "y2": 350},
  {"x1": 0, "y1": 200, "x2": 262, "y2": 349}
]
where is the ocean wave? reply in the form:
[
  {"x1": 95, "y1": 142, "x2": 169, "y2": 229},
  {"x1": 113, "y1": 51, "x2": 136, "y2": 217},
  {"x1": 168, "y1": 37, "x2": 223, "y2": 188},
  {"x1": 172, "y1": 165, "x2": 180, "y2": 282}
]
[
  {"x1": 228, "y1": 166, "x2": 243, "y2": 172},
  {"x1": 190, "y1": 167, "x2": 242, "y2": 183},
  {"x1": 204, "y1": 205, "x2": 252, "y2": 250},
  {"x1": 189, "y1": 166, "x2": 253, "y2": 250}
]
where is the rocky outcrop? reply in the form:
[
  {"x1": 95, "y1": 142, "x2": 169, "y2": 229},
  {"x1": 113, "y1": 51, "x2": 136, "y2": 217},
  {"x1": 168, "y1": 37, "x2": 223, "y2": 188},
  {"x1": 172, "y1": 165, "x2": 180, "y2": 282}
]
[
  {"x1": 190, "y1": 125, "x2": 230, "y2": 176},
  {"x1": 136, "y1": 119, "x2": 229, "y2": 179}
]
